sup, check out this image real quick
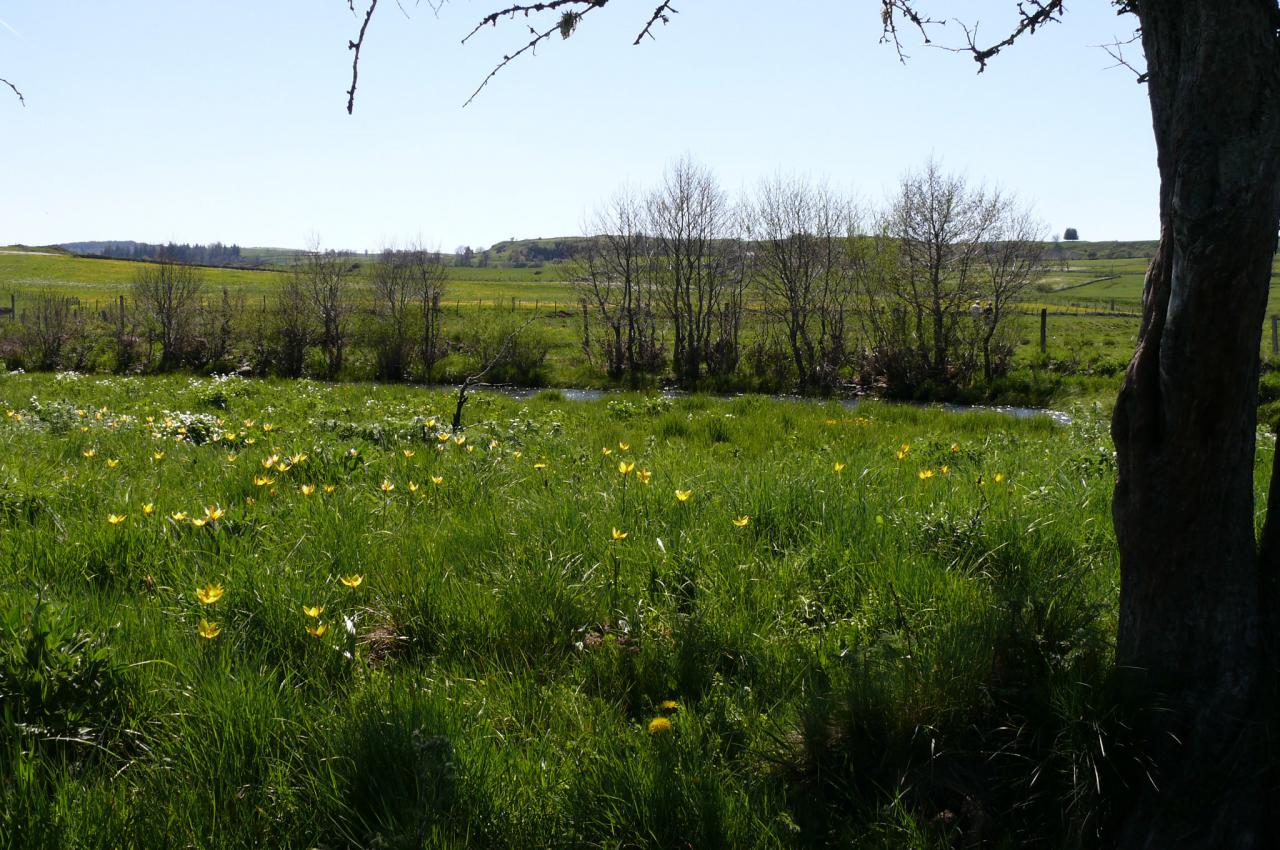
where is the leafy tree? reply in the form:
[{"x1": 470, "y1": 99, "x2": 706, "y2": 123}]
[{"x1": 1063, "y1": 226, "x2": 1079, "y2": 240}]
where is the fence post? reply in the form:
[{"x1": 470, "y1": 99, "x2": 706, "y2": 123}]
[{"x1": 1040, "y1": 308, "x2": 1048, "y2": 354}]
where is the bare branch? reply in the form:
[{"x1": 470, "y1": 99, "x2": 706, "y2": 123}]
[
  {"x1": 347, "y1": 0, "x2": 379, "y2": 115},
  {"x1": 1, "y1": 77, "x2": 25, "y2": 107},
  {"x1": 881, "y1": 0, "x2": 1067, "y2": 71},
  {"x1": 633, "y1": 2, "x2": 677, "y2": 45},
  {"x1": 1098, "y1": 31, "x2": 1149, "y2": 83}
]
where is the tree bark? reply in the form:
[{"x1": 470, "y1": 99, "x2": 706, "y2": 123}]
[{"x1": 1111, "y1": 3, "x2": 1280, "y2": 845}]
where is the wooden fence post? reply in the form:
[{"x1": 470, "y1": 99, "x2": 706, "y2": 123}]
[{"x1": 1040, "y1": 308, "x2": 1048, "y2": 354}]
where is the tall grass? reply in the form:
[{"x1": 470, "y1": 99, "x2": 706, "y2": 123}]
[{"x1": 0, "y1": 371, "x2": 1153, "y2": 848}]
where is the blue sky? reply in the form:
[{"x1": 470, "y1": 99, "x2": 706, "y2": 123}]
[{"x1": 1, "y1": 2, "x2": 1155, "y2": 251}]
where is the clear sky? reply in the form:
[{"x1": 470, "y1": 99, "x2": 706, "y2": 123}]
[{"x1": 1, "y1": 2, "x2": 1156, "y2": 252}]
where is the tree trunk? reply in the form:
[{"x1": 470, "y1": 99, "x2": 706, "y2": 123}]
[{"x1": 1111, "y1": 4, "x2": 1280, "y2": 846}]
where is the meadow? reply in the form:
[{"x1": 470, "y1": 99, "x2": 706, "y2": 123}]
[{"x1": 0, "y1": 369, "x2": 1156, "y2": 848}]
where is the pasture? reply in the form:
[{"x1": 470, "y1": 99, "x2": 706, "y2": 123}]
[{"x1": 0, "y1": 370, "x2": 1141, "y2": 848}]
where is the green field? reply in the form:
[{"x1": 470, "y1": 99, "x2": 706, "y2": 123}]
[{"x1": 0, "y1": 370, "x2": 1150, "y2": 848}]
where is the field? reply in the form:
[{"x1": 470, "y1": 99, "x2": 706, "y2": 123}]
[{"x1": 0, "y1": 370, "x2": 1163, "y2": 848}]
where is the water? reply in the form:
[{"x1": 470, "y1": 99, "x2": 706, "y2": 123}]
[{"x1": 463, "y1": 385, "x2": 1073, "y2": 425}]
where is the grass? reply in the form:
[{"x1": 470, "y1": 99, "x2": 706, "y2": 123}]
[{"x1": 0, "y1": 369, "x2": 1185, "y2": 848}]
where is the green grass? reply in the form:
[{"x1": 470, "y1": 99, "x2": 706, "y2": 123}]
[{"x1": 0, "y1": 371, "x2": 1177, "y2": 847}]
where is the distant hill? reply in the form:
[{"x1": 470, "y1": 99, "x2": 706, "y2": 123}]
[{"x1": 1048, "y1": 239, "x2": 1159, "y2": 261}]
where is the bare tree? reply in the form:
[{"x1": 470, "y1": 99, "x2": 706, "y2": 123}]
[
  {"x1": 976, "y1": 203, "x2": 1046, "y2": 382},
  {"x1": 647, "y1": 157, "x2": 744, "y2": 385},
  {"x1": 22, "y1": 292, "x2": 83, "y2": 371},
  {"x1": 404, "y1": 242, "x2": 448, "y2": 381},
  {"x1": 296, "y1": 242, "x2": 356, "y2": 380},
  {"x1": 273, "y1": 271, "x2": 314, "y2": 379},
  {"x1": 370, "y1": 247, "x2": 415, "y2": 380},
  {"x1": 132, "y1": 257, "x2": 205, "y2": 369},
  {"x1": 748, "y1": 175, "x2": 859, "y2": 394}
]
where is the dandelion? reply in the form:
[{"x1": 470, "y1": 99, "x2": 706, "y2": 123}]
[
  {"x1": 196, "y1": 584, "x2": 224, "y2": 605},
  {"x1": 205, "y1": 506, "x2": 225, "y2": 521},
  {"x1": 637, "y1": 469, "x2": 651, "y2": 485},
  {"x1": 300, "y1": 484, "x2": 316, "y2": 497},
  {"x1": 611, "y1": 527, "x2": 628, "y2": 542},
  {"x1": 307, "y1": 623, "x2": 328, "y2": 638},
  {"x1": 648, "y1": 717, "x2": 672, "y2": 734},
  {"x1": 619, "y1": 442, "x2": 630, "y2": 451},
  {"x1": 834, "y1": 462, "x2": 845, "y2": 473},
  {"x1": 302, "y1": 605, "x2": 324, "y2": 618},
  {"x1": 918, "y1": 469, "x2": 934, "y2": 480},
  {"x1": 675, "y1": 489, "x2": 693, "y2": 502},
  {"x1": 618, "y1": 460, "x2": 635, "y2": 476},
  {"x1": 106, "y1": 459, "x2": 120, "y2": 469},
  {"x1": 171, "y1": 511, "x2": 189, "y2": 522},
  {"x1": 660, "y1": 699, "x2": 679, "y2": 712},
  {"x1": 253, "y1": 475, "x2": 274, "y2": 487},
  {"x1": 340, "y1": 574, "x2": 364, "y2": 589},
  {"x1": 733, "y1": 515, "x2": 750, "y2": 527},
  {"x1": 379, "y1": 480, "x2": 395, "y2": 493},
  {"x1": 152, "y1": 451, "x2": 165, "y2": 461},
  {"x1": 402, "y1": 449, "x2": 415, "y2": 458},
  {"x1": 107, "y1": 513, "x2": 127, "y2": 525},
  {"x1": 197, "y1": 619, "x2": 221, "y2": 640}
]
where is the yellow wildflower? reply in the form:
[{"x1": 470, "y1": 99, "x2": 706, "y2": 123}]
[
  {"x1": 261, "y1": 423, "x2": 273, "y2": 433},
  {"x1": 994, "y1": 473, "x2": 1006, "y2": 483},
  {"x1": 648, "y1": 717, "x2": 672, "y2": 734},
  {"x1": 402, "y1": 449, "x2": 415, "y2": 458},
  {"x1": 152, "y1": 451, "x2": 165, "y2": 461},
  {"x1": 340, "y1": 574, "x2": 364, "y2": 589},
  {"x1": 675, "y1": 489, "x2": 693, "y2": 502},
  {"x1": 197, "y1": 619, "x2": 221, "y2": 640},
  {"x1": 453, "y1": 435, "x2": 466, "y2": 446},
  {"x1": 834, "y1": 462, "x2": 845, "y2": 473},
  {"x1": 142, "y1": 502, "x2": 155, "y2": 515},
  {"x1": 300, "y1": 484, "x2": 316, "y2": 497},
  {"x1": 918, "y1": 469, "x2": 934, "y2": 480},
  {"x1": 637, "y1": 469, "x2": 651, "y2": 485},
  {"x1": 106, "y1": 513, "x2": 126, "y2": 525},
  {"x1": 307, "y1": 623, "x2": 327, "y2": 638},
  {"x1": 611, "y1": 528, "x2": 628, "y2": 542},
  {"x1": 302, "y1": 605, "x2": 324, "y2": 618},
  {"x1": 82, "y1": 449, "x2": 97, "y2": 459},
  {"x1": 106, "y1": 459, "x2": 119, "y2": 469},
  {"x1": 190, "y1": 517, "x2": 208, "y2": 528},
  {"x1": 323, "y1": 484, "x2": 336, "y2": 494},
  {"x1": 171, "y1": 511, "x2": 189, "y2": 522},
  {"x1": 226, "y1": 453, "x2": 238, "y2": 463},
  {"x1": 618, "y1": 460, "x2": 635, "y2": 476},
  {"x1": 601, "y1": 447, "x2": 613, "y2": 456},
  {"x1": 618, "y1": 442, "x2": 630, "y2": 451},
  {"x1": 204, "y1": 506, "x2": 225, "y2": 521},
  {"x1": 253, "y1": 475, "x2": 274, "y2": 487},
  {"x1": 733, "y1": 516, "x2": 750, "y2": 528},
  {"x1": 660, "y1": 699, "x2": 679, "y2": 712},
  {"x1": 380, "y1": 480, "x2": 395, "y2": 493},
  {"x1": 408, "y1": 481, "x2": 419, "y2": 493},
  {"x1": 196, "y1": 584, "x2": 224, "y2": 605},
  {"x1": 533, "y1": 462, "x2": 547, "y2": 471}
]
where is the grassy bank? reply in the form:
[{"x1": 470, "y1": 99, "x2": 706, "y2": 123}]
[{"x1": 0, "y1": 370, "x2": 1186, "y2": 848}]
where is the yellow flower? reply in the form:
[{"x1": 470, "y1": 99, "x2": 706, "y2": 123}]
[
  {"x1": 197, "y1": 619, "x2": 221, "y2": 640},
  {"x1": 204, "y1": 506, "x2": 225, "y2": 521},
  {"x1": 152, "y1": 451, "x2": 165, "y2": 461},
  {"x1": 226, "y1": 452, "x2": 238, "y2": 463},
  {"x1": 190, "y1": 517, "x2": 208, "y2": 528},
  {"x1": 107, "y1": 513, "x2": 126, "y2": 525},
  {"x1": 244, "y1": 437, "x2": 256, "y2": 446},
  {"x1": 437, "y1": 432, "x2": 450, "y2": 442},
  {"x1": 834, "y1": 462, "x2": 845, "y2": 473},
  {"x1": 408, "y1": 481, "x2": 419, "y2": 493},
  {"x1": 918, "y1": 469, "x2": 934, "y2": 480},
  {"x1": 274, "y1": 462, "x2": 292, "y2": 473},
  {"x1": 895, "y1": 449, "x2": 908, "y2": 461},
  {"x1": 290, "y1": 453, "x2": 307, "y2": 465},
  {"x1": 618, "y1": 442, "x2": 630, "y2": 451},
  {"x1": 142, "y1": 502, "x2": 155, "y2": 515},
  {"x1": 648, "y1": 716, "x2": 672, "y2": 734},
  {"x1": 253, "y1": 475, "x2": 274, "y2": 487},
  {"x1": 618, "y1": 460, "x2": 634, "y2": 476},
  {"x1": 323, "y1": 484, "x2": 336, "y2": 494},
  {"x1": 170, "y1": 511, "x2": 189, "y2": 522},
  {"x1": 637, "y1": 469, "x2": 651, "y2": 485},
  {"x1": 402, "y1": 449, "x2": 415, "y2": 458},
  {"x1": 340, "y1": 574, "x2": 364, "y2": 589},
  {"x1": 106, "y1": 459, "x2": 120, "y2": 469},
  {"x1": 261, "y1": 454, "x2": 279, "y2": 470},
  {"x1": 453, "y1": 435, "x2": 466, "y2": 446},
  {"x1": 994, "y1": 473, "x2": 1006, "y2": 483},
  {"x1": 223, "y1": 431, "x2": 238, "y2": 442},
  {"x1": 300, "y1": 484, "x2": 316, "y2": 497},
  {"x1": 307, "y1": 623, "x2": 327, "y2": 638},
  {"x1": 611, "y1": 527, "x2": 628, "y2": 542},
  {"x1": 533, "y1": 462, "x2": 547, "y2": 471},
  {"x1": 601, "y1": 447, "x2": 613, "y2": 457},
  {"x1": 466, "y1": 445, "x2": 475, "y2": 454},
  {"x1": 379, "y1": 480, "x2": 395, "y2": 493},
  {"x1": 513, "y1": 451, "x2": 523, "y2": 460},
  {"x1": 488, "y1": 439, "x2": 499, "y2": 450},
  {"x1": 261, "y1": 423, "x2": 274, "y2": 433},
  {"x1": 733, "y1": 515, "x2": 750, "y2": 527},
  {"x1": 940, "y1": 465, "x2": 950, "y2": 475},
  {"x1": 244, "y1": 496, "x2": 255, "y2": 505},
  {"x1": 302, "y1": 605, "x2": 324, "y2": 618},
  {"x1": 950, "y1": 442, "x2": 960, "y2": 452},
  {"x1": 242, "y1": 419, "x2": 254, "y2": 428},
  {"x1": 675, "y1": 489, "x2": 692, "y2": 502},
  {"x1": 660, "y1": 699, "x2": 679, "y2": 712},
  {"x1": 196, "y1": 584, "x2": 224, "y2": 605},
  {"x1": 426, "y1": 418, "x2": 437, "y2": 429}
]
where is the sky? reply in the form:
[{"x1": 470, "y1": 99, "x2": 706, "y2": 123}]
[{"x1": 0, "y1": 1, "x2": 1157, "y2": 252}]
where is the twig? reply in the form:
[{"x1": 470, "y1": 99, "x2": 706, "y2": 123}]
[
  {"x1": 452, "y1": 312, "x2": 540, "y2": 429},
  {"x1": 1098, "y1": 31, "x2": 1149, "y2": 84},
  {"x1": 347, "y1": 0, "x2": 380, "y2": 115},
  {"x1": 1, "y1": 77, "x2": 24, "y2": 106}
]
